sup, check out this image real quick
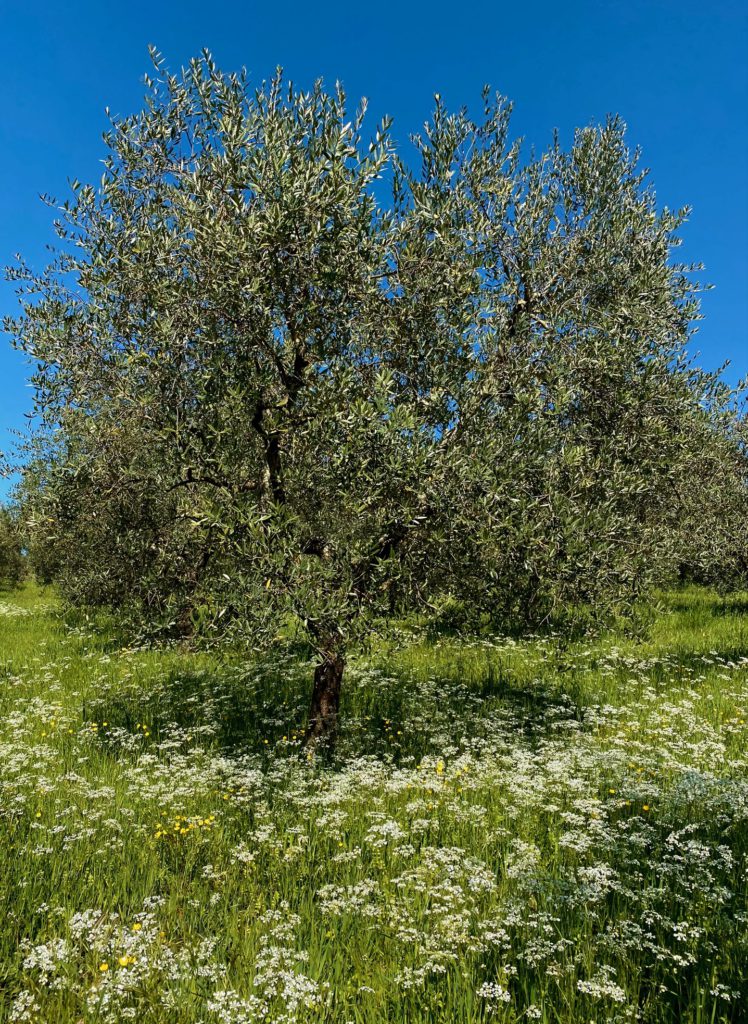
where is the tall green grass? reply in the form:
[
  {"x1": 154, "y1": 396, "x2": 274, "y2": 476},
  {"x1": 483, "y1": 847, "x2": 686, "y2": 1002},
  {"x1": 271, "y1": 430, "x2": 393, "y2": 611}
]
[{"x1": 0, "y1": 584, "x2": 746, "y2": 1022}]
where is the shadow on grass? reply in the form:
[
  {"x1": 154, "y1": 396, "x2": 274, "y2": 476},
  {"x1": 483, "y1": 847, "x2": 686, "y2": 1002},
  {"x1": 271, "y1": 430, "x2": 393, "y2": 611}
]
[
  {"x1": 80, "y1": 600, "x2": 748, "y2": 770},
  {"x1": 70, "y1": 582, "x2": 748, "y2": 766},
  {"x1": 665, "y1": 589, "x2": 748, "y2": 619},
  {"x1": 84, "y1": 656, "x2": 312, "y2": 754},
  {"x1": 345, "y1": 649, "x2": 595, "y2": 760},
  {"x1": 81, "y1": 639, "x2": 595, "y2": 767}
]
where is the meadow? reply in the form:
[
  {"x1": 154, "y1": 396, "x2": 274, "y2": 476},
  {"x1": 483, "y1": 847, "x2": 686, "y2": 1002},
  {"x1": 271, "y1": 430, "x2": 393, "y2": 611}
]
[{"x1": 0, "y1": 584, "x2": 746, "y2": 1023}]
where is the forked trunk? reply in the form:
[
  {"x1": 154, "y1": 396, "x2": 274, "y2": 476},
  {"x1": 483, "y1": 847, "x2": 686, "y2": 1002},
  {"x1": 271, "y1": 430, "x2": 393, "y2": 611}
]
[{"x1": 306, "y1": 649, "x2": 345, "y2": 743}]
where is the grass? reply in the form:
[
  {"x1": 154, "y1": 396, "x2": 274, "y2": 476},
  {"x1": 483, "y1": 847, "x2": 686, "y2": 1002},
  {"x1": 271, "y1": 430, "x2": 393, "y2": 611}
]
[{"x1": 0, "y1": 583, "x2": 746, "y2": 1022}]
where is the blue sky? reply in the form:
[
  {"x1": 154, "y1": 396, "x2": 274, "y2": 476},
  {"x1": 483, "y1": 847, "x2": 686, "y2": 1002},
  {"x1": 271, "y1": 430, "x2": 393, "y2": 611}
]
[{"x1": 1, "y1": 0, "x2": 746, "y2": 499}]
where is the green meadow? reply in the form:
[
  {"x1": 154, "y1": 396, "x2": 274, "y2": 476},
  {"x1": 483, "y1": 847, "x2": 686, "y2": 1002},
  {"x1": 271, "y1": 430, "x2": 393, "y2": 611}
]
[{"x1": 1, "y1": 584, "x2": 746, "y2": 1023}]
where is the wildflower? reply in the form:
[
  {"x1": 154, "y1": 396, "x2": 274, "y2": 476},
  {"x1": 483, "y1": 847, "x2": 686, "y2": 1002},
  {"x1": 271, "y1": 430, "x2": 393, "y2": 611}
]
[
  {"x1": 477, "y1": 980, "x2": 511, "y2": 1004},
  {"x1": 99, "y1": 962, "x2": 109, "y2": 972}
]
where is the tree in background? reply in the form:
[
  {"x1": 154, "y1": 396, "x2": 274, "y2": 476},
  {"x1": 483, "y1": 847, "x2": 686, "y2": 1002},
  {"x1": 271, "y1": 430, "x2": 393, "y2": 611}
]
[
  {"x1": 0, "y1": 507, "x2": 24, "y2": 588},
  {"x1": 674, "y1": 385, "x2": 748, "y2": 590},
  {"x1": 6, "y1": 51, "x2": 745, "y2": 737}
]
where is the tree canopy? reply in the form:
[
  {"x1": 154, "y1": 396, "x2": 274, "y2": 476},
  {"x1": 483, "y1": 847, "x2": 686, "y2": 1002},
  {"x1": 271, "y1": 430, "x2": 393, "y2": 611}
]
[{"x1": 6, "y1": 51, "x2": 746, "y2": 736}]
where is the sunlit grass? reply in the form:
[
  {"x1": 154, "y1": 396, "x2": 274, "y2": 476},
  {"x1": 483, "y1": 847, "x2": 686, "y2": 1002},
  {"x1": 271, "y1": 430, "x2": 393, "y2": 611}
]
[{"x1": 0, "y1": 583, "x2": 746, "y2": 1022}]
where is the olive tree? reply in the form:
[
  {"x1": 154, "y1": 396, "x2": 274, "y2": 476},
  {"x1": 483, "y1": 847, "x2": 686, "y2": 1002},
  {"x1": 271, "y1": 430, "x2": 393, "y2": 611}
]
[
  {"x1": 674, "y1": 384, "x2": 748, "y2": 590},
  {"x1": 6, "y1": 51, "x2": 722, "y2": 737},
  {"x1": 0, "y1": 507, "x2": 24, "y2": 587}
]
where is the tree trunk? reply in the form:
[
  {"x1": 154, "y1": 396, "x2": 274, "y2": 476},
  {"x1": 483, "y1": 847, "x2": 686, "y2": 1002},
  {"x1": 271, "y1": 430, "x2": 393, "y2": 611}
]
[{"x1": 306, "y1": 648, "x2": 345, "y2": 743}]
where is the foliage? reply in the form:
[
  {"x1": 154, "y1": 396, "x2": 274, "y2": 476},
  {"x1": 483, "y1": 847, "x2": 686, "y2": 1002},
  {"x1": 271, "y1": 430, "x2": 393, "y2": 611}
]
[
  {"x1": 0, "y1": 585, "x2": 746, "y2": 1022},
  {"x1": 0, "y1": 506, "x2": 25, "y2": 587},
  {"x1": 5, "y1": 50, "x2": 747, "y2": 731},
  {"x1": 674, "y1": 388, "x2": 748, "y2": 590}
]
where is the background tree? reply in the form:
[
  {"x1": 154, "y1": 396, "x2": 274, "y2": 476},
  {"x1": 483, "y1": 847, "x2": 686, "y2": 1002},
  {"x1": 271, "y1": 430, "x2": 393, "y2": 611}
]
[
  {"x1": 6, "y1": 51, "x2": 744, "y2": 737},
  {"x1": 672, "y1": 384, "x2": 748, "y2": 590},
  {"x1": 0, "y1": 506, "x2": 25, "y2": 588}
]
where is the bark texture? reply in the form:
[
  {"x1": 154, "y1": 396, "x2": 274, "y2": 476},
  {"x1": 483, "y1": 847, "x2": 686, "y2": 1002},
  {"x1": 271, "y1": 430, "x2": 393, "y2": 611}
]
[{"x1": 306, "y1": 649, "x2": 345, "y2": 742}]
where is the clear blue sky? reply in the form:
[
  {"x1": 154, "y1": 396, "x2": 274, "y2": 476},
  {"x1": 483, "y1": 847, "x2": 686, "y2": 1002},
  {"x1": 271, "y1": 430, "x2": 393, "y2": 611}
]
[{"x1": 1, "y1": 0, "x2": 746, "y2": 499}]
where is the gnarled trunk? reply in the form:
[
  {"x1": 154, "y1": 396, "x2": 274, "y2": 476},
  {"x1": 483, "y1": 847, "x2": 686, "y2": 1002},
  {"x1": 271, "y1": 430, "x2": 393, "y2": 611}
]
[{"x1": 306, "y1": 648, "x2": 345, "y2": 743}]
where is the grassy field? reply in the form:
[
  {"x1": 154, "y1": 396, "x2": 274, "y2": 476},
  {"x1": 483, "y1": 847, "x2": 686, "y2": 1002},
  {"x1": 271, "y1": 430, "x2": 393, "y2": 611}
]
[{"x1": 0, "y1": 585, "x2": 746, "y2": 1023}]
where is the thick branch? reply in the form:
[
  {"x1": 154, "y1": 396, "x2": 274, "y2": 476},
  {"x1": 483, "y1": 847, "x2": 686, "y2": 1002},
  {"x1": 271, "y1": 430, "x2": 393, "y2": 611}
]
[{"x1": 251, "y1": 397, "x2": 286, "y2": 505}]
